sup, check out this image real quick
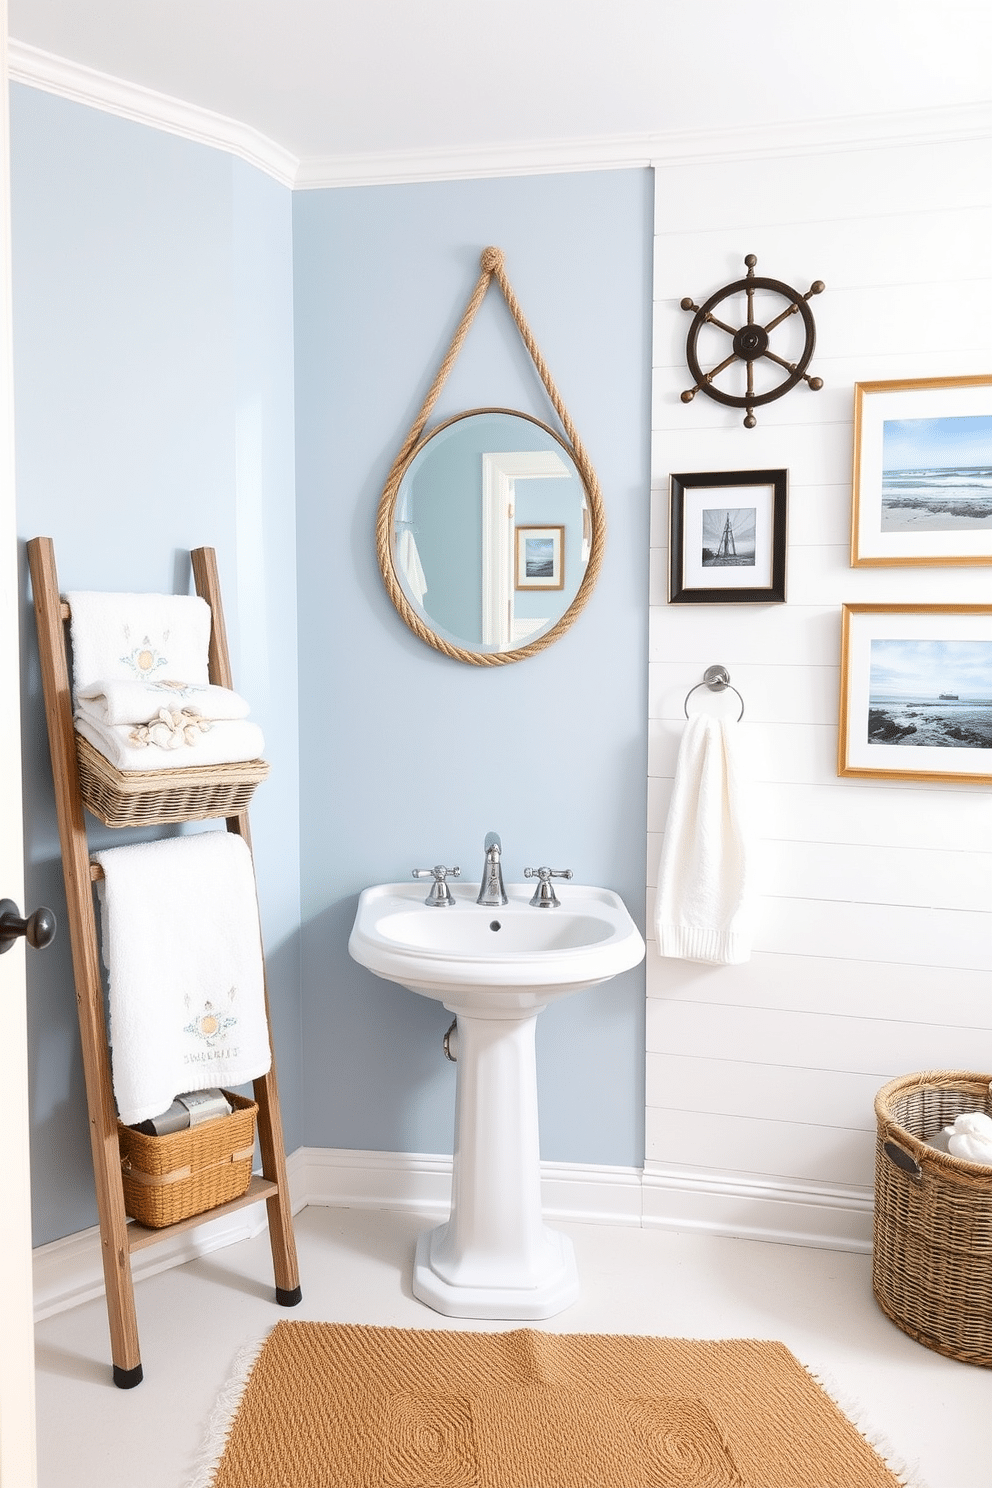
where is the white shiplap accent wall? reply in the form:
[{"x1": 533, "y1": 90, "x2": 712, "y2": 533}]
[{"x1": 646, "y1": 131, "x2": 992, "y2": 1251}]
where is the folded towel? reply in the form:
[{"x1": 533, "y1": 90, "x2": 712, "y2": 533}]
[
  {"x1": 944, "y1": 1111, "x2": 992, "y2": 1165},
  {"x1": 93, "y1": 832, "x2": 271, "y2": 1125},
  {"x1": 76, "y1": 678, "x2": 251, "y2": 727},
  {"x1": 76, "y1": 714, "x2": 265, "y2": 772},
  {"x1": 654, "y1": 713, "x2": 752, "y2": 965},
  {"x1": 66, "y1": 591, "x2": 212, "y2": 693}
]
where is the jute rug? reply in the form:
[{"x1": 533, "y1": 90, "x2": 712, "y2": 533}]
[{"x1": 192, "y1": 1322, "x2": 912, "y2": 1488}]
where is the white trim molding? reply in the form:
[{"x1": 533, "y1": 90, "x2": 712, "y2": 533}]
[
  {"x1": 642, "y1": 1165, "x2": 873, "y2": 1255},
  {"x1": 7, "y1": 41, "x2": 299, "y2": 187},
  {"x1": 9, "y1": 41, "x2": 991, "y2": 191},
  {"x1": 34, "y1": 1146, "x2": 871, "y2": 1321}
]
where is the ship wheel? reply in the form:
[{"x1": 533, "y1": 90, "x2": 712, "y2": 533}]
[{"x1": 680, "y1": 254, "x2": 824, "y2": 428}]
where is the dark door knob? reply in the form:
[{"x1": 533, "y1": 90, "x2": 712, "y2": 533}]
[{"x1": 0, "y1": 898, "x2": 57, "y2": 954}]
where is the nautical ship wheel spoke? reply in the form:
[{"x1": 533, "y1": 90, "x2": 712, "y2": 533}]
[
  {"x1": 705, "y1": 314, "x2": 738, "y2": 337},
  {"x1": 763, "y1": 302, "x2": 800, "y2": 334}
]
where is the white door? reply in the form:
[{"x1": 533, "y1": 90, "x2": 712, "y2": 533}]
[{"x1": 0, "y1": 3, "x2": 40, "y2": 1482}]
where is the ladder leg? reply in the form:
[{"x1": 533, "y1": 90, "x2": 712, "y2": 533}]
[
  {"x1": 254, "y1": 1066, "x2": 302, "y2": 1305},
  {"x1": 27, "y1": 536, "x2": 144, "y2": 1386},
  {"x1": 192, "y1": 545, "x2": 302, "y2": 1306}
]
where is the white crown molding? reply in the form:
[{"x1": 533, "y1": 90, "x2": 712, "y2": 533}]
[
  {"x1": 293, "y1": 134, "x2": 656, "y2": 190},
  {"x1": 7, "y1": 40, "x2": 299, "y2": 188},
  {"x1": 11, "y1": 40, "x2": 989, "y2": 192},
  {"x1": 647, "y1": 101, "x2": 992, "y2": 169},
  {"x1": 33, "y1": 1147, "x2": 872, "y2": 1322}
]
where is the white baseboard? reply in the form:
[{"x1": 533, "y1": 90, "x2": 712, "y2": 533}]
[
  {"x1": 642, "y1": 1164, "x2": 873, "y2": 1254},
  {"x1": 33, "y1": 1146, "x2": 872, "y2": 1321}
]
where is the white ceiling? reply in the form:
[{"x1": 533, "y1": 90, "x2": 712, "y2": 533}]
[{"x1": 8, "y1": 0, "x2": 992, "y2": 166}]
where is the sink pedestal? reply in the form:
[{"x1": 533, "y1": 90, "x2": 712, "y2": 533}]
[{"x1": 413, "y1": 1006, "x2": 578, "y2": 1320}]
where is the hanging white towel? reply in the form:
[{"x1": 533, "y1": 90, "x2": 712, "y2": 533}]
[
  {"x1": 75, "y1": 714, "x2": 265, "y2": 772},
  {"x1": 76, "y1": 678, "x2": 251, "y2": 727},
  {"x1": 66, "y1": 591, "x2": 212, "y2": 693},
  {"x1": 653, "y1": 713, "x2": 752, "y2": 965},
  {"x1": 397, "y1": 528, "x2": 429, "y2": 606},
  {"x1": 93, "y1": 832, "x2": 271, "y2": 1125}
]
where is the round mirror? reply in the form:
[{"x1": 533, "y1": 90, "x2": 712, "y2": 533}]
[{"x1": 377, "y1": 409, "x2": 604, "y2": 664}]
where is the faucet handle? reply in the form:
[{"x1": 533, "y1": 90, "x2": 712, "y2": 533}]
[
  {"x1": 523, "y1": 866, "x2": 573, "y2": 908},
  {"x1": 412, "y1": 865, "x2": 460, "y2": 906}
]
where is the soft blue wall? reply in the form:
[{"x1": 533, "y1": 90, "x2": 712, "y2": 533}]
[
  {"x1": 11, "y1": 81, "x2": 652, "y2": 1248},
  {"x1": 11, "y1": 87, "x2": 302, "y2": 1244},
  {"x1": 293, "y1": 171, "x2": 652, "y2": 1166}
]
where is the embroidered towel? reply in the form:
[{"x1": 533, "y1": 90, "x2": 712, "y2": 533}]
[
  {"x1": 75, "y1": 714, "x2": 265, "y2": 772},
  {"x1": 76, "y1": 678, "x2": 251, "y2": 727},
  {"x1": 653, "y1": 713, "x2": 752, "y2": 965},
  {"x1": 93, "y1": 832, "x2": 271, "y2": 1125},
  {"x1": 66, "y1": 591, "x2": 212, "y2": 693}
]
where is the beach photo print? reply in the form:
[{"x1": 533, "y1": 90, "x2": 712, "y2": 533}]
[
  {"x1": 839, "y1": 604, "x2": 992, "y2": 784},
  {"x1": 851, "y1": 374, "x2": 992, "y2": 566},
  {"x1": 669, "y1": 469, "x2": 787, "y2": 603}
]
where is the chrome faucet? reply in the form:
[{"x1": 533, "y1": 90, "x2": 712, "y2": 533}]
[
  {"x1": 523, "y1": 865, "x2": 573, "y2": 907},
  {"x1": 412, "y1": 865, "x2": 460, "y2": 906},
  {"x1": 476, "y1": 832, "x2": 508, "y2": 906}
]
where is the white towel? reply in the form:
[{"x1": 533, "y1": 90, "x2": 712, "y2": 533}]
[
  {"x1": 653, "y1": 713, "x2": 752, "y2": 965},
  {"x1": 944, "y1": 1111, "x2": 992, "y2": 1166},
  {"x1": 93, "y1": 832, "x2": 271, "y2": 1125},
  {"x1": 397, "y1": 528, "x2": 429, "y2": 605},
  {"x1": 66, "y1": 591, "x2": 212, "y2": 693},
  {"x1": 76, "y1": 714, "x2": 265, "y2": 772},
  {"x1": 76, "y1": 679, "x2": 251, "y2": 727}
]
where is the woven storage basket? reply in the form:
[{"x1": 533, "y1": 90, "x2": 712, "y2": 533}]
[
  {"x1": 874, "y1": 1070, "x2": 992, "y2": 1366},
  {"x1": 118, "y1": 1091, "x2": 257, "y2": 1229},
  {"x1": 76, "y1": 733, "x2": 269, "y2": 828}
]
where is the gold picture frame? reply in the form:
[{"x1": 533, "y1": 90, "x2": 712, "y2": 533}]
[
  {"x1": 838, "y1": 603, "x2": 992, "y2": 784},
  {"x1": 851, "y1": 374, "x2": 992, "y2": 567},
  {"x1": 514, "y1": 525, "x2": 564, "y2": 591}
]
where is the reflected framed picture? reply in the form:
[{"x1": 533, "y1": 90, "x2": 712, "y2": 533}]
[
  {"x1": 515, "y1": 525, "x2": 564, "y2": 590},
  {"x1": 669, "y1": 468, "x2": 787, "y2": 604},
  {"x1": 838, "y1": 603, "x2": 992, "y2": 784},
  {"x1": 851, "y1": 374, "x2": 992, "y2": 567}
]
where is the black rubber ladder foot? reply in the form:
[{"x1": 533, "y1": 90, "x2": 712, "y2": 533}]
[
  {"x1": 112, "y1": 1362, "x2": 144, "y2": 1389},
  {"x1": 276, "y1": 1284, "x2": 303, "y2": 1307}
]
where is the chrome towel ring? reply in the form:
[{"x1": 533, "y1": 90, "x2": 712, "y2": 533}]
[{"x1": 683, "y1": 664, "x2": 745, "y2": 722}]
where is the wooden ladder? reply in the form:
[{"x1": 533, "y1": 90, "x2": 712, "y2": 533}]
[{"x1": 27, "y1": 536, "x2": 301, "y2": 1387}]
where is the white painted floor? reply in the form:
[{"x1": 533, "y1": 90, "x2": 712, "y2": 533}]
[{"x1": 34, "y1": 1206, "x2": 992, "y2": 1488}]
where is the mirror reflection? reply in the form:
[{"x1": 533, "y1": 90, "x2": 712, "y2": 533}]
[{"x1": 391, "y1": 410, "x2": 592, "y2": 655}]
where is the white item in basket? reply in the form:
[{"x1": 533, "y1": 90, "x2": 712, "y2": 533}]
[
  {"x1": 76, "y1": 678, "x2": 251, "y2": 727},
  {"x1": 944, "y1": 1111, "x2": 992, "y2": 1166},
  {"x1": 75, "y1": 714, "x2": 264, "y2": 772}
]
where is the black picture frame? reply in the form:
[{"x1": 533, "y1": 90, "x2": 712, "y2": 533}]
[{"x1": 669, "y1": 468, "x2": 788, "y2": 604}]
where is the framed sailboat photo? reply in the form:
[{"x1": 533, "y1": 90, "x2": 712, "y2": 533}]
[{"x1": 669, "y1": 468, "x2": 787, "y2": 603}]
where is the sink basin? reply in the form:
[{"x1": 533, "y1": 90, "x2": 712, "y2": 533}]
[
  {"x1": 349, "y1": 880, "x2": 644, "y2": 1011},
  {"x1": 349, "y1": 879, "x2": 645, "y2": 1321}
]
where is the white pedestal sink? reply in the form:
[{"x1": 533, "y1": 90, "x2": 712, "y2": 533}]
[{"x1": 348, "y1": 880, "x2": 645, "y2": 1319}]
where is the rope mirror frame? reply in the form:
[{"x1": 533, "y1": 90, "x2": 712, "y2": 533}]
[{"x1": 375, "y1": 247, "x2": 606, "y2": 666}]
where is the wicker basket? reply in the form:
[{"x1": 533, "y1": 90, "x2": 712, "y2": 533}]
[
  {"x1": 118, "y1": 1091, "x2": 257, "y2": 1229},
  {"x1": 77, "y1": 733, "x2": 269, "y2": 828},
  {"x1": 873, "y1": 1070, "x2": 992, "y2": 1366}
]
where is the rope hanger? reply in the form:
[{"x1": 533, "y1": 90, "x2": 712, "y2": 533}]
[{"x1": 375, "y1": 247, "x2": 606, "y2": 666}]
